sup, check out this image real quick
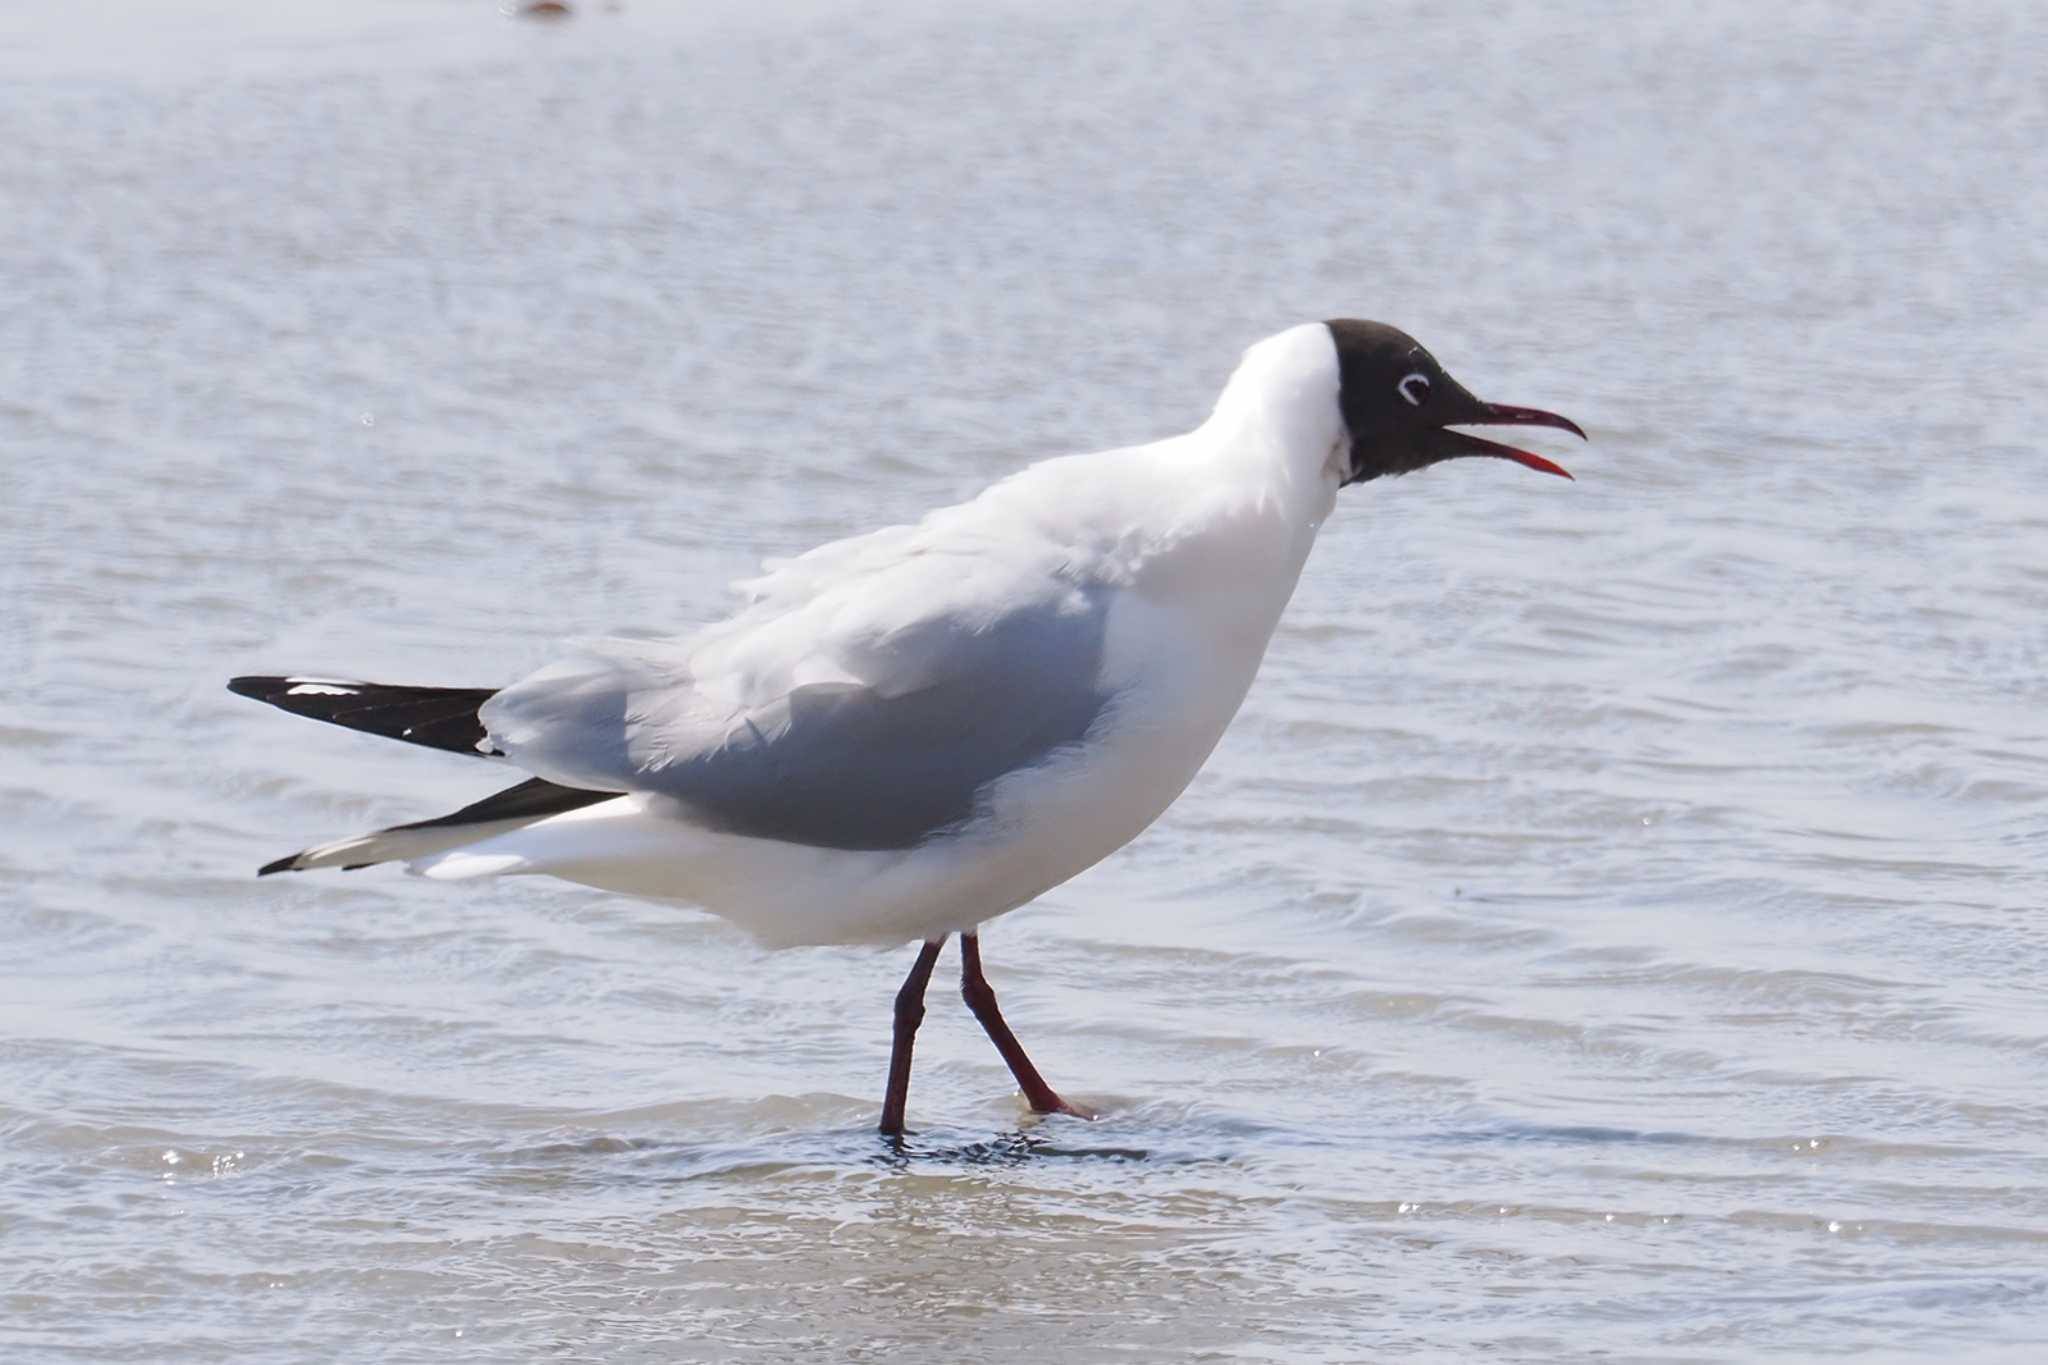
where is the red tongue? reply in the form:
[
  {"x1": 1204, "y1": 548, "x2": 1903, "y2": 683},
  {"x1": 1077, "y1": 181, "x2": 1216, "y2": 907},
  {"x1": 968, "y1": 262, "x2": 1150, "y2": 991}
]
[{"x1": 1449, "y1": 429, "x2": 1575, "y2": 480}]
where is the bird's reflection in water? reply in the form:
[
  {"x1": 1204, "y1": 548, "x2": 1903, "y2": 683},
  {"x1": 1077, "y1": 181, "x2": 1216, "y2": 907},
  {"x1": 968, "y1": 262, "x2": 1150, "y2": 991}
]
[{"x1": 878, "y1": 1128, "x2": 1156, "y2": 1167}]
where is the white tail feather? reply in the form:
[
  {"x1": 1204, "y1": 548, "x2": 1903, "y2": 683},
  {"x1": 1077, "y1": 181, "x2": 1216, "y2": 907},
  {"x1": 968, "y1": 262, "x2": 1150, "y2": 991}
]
[
  {"x1": 404, "y1": 797, "x2": 706, "y2": 895},
  {"x1": 412, "y1": 851, "x2": 534, "y2": 880},
  {"x1": 277, "y1": 818, "x2": 548, "y2": 873}
]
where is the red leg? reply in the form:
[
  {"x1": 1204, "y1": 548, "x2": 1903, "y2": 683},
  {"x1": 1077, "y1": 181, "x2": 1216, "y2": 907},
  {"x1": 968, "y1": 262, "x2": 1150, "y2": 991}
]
[
  {"x1": 879, "y1": 938, "x2": 945, "y2": 1136},
  {"x1": 959, "y1": 934, "x2": 1093, "y2": 1119}
]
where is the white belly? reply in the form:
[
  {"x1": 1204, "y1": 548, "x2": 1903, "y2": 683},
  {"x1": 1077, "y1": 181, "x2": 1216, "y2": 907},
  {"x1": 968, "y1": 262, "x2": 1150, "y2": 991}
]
[{"x1": 680, "y1": 561, "x2": 1291, "y2": 945}]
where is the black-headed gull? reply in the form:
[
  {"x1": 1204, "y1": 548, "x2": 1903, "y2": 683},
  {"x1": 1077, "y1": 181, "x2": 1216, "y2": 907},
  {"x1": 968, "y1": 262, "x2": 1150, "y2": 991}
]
[{"x1": 232, "y1": 319, "x2": 1583, "y2": 1134}]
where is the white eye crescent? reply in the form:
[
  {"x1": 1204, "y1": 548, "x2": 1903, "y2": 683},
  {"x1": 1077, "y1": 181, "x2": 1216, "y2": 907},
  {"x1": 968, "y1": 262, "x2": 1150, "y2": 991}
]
[{"x1": 1397, "y1": 372, "x2": 1431, "y2": 407}]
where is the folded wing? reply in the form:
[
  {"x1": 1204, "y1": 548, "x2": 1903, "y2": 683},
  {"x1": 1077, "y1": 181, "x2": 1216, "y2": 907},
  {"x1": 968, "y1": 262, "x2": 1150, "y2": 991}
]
[{"x1": 483, "y1": 539, "x2": 1119, "y2": 851}]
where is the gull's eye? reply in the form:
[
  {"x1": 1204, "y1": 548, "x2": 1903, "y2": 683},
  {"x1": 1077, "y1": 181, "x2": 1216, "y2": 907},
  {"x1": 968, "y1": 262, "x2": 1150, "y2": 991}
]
[{"x1": 1397, "y1": 372, "x2": 1431, "y2": 407}]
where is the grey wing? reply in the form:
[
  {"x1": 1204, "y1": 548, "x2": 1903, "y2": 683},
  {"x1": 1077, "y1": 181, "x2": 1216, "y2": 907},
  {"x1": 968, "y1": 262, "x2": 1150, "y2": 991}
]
[{"x1": 482, "y1": 586, "x2": 1115, "y2": 851}]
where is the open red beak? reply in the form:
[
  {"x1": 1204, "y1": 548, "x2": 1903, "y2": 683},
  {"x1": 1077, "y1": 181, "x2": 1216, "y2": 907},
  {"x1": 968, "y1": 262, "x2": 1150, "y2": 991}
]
[{"x1": 1439, "y1": 403, "x2": 1585, "y2": 480}]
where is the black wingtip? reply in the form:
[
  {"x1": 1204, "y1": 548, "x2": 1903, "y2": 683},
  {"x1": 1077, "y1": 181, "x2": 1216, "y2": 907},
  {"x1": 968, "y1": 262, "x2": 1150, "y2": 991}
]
[
  {"x1": 257, "y1": 853, "x2": 302, "y2": 876},
  {"x1": 224, "y1": 675, "x2": 499, "y2": 758},
  {"x1": 229, "y1": 674, "x2": 367, "y2": 703}
]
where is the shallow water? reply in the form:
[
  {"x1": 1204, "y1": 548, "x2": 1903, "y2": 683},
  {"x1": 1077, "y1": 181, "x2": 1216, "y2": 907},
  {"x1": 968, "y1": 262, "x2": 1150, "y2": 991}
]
[{"x1": 5, "y1": 1, "x2": 2047, "y2": 1360}]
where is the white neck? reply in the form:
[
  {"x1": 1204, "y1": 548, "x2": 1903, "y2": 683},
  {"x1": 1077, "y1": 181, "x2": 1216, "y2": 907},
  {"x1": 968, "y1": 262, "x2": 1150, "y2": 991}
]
[
  {"x1": 1108, "y1": 323, "x2": 1350, "y2": 657},
  {"x1": 1186, "y1": 321, "x2": 1348, "y2": 530}
]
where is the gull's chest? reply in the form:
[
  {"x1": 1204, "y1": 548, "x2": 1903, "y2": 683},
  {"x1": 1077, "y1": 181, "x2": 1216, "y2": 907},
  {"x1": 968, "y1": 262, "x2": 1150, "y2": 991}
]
[
  {"x1": 990, "y1": 512, "x2": 1315, "y2": 833},
  {"x1": 961, "y1": 565, "x2": 1294, "y2": 913},
  {"x1": 1099, "y1": 504, "x2": 1319, "y2": 709}
]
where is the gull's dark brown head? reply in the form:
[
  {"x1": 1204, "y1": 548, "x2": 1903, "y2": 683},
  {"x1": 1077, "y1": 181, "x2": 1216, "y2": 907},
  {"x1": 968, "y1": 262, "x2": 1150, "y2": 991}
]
[{"x1": 1325, "y1": 319, "x2": 1584, "y2": 486}]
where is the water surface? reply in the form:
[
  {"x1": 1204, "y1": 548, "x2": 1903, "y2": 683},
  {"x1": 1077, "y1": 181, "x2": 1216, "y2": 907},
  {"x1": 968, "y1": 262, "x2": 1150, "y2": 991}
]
[{"x1": 5, "y1": 1, "x2": 2047, "y2": 1360}]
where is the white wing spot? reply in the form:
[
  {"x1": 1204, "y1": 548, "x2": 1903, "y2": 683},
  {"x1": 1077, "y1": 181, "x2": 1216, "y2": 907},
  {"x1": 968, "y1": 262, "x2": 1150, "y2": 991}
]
[{"x1": 286, "y1": 683, "x2": 357, "y2": 697}]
